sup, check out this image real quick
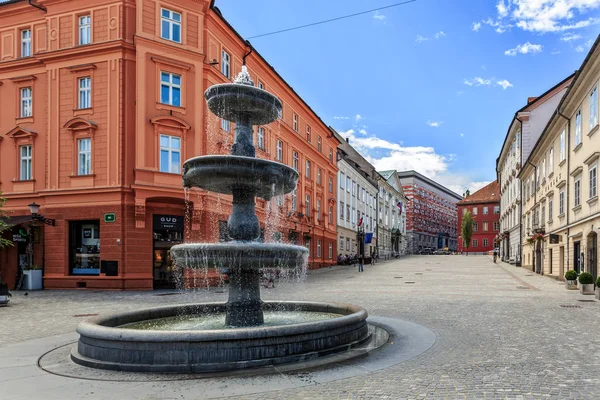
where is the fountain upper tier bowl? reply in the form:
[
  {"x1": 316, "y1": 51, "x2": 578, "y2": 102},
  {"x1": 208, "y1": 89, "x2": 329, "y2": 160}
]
[
  {"x1": 170, "y1": 242, "x2": 308, "y2": 270},
  {"x1": 182, "y1": 155, "x2": 298, "y2": 199},
  {"x1": 205, "y1": 83, "x2": 282, "y2": 126}
]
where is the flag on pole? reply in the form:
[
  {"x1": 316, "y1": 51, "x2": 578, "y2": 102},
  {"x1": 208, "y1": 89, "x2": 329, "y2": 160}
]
[
  {"x1": 397, "y1": 201, "x2": 403, "y2": 213},
  {"x1": 358, "y1": 216, "x2": 363, "y2": 227}
]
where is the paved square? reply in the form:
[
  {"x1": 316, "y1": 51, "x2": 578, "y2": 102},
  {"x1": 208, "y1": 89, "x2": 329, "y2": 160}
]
[{"x1": 2, "y1": 255, "x2": 600, "y2": 399}]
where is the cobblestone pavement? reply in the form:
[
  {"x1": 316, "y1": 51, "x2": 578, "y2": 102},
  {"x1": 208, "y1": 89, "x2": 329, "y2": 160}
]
[{"x1": 3, "y1": 255, "x2": 600, "y2": 399}]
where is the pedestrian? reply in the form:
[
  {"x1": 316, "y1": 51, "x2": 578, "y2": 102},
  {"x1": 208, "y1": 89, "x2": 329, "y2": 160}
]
[{"x1": 358, "y1": 255, "x2": 364, "y2": 272}]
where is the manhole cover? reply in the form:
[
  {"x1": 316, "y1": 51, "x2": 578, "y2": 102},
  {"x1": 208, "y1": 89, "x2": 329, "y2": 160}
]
[
  {"x1": 516, "y1": 286, "x2": 530, "y2": 290},
  {"x1": 578, "y1": 299, "x2": 596, "y2": 302},
  {"x1": 73, "y1": 313, "x2": 99, "y2": 317},
  {"x1": 405, "y1": 281, "x2": 415, "y2": 284},
  {"x1": 153, "y1": 293, "x2": 182, "y2": 297},
  {"x1": 560, "y1": 305, "x2": 582, "y2": 308}
]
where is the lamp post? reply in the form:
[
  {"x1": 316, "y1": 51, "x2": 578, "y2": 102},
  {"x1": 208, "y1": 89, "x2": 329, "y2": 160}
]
[
  {"x1": 28, "y1": 202, "x2": 55, "y2": 226},
  {"x1": 356, "y1": 224, "x2": 365, "y2": 260}
]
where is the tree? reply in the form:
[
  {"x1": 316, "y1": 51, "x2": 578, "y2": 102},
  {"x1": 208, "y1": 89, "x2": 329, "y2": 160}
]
[
  {"x1": 461, "y1": 210, "x2": 474, "y2": 256},
  {"x1": 0, "y1": 193, "x2": 12, "y2": 249}
]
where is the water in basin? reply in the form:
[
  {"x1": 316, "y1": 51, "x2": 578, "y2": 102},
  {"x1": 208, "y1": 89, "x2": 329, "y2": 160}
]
[{"x1": 121, "y1": 311, "x2": 342, "y2": 331}]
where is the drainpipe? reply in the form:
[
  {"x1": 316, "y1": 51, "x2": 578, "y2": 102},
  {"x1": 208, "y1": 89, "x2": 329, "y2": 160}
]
[
  {"x1": 28, "y1": 0, "x2": 47, "y2": 12},
  {"x1": 242, "y1": 41, "x2": 253, "y2": 66},
  {"x1": 515, "y1": 115, "x2": 524, "y2": 266},
  {"x1": 558, "y1": 110, "x2": 571, "y2": 275}
]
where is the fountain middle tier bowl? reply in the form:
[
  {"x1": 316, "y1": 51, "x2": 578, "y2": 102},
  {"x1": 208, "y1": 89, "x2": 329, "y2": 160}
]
[
  {"x1": 71, "y1": 302, "x2": 370, "y2": 373},
  {"x1": 182, "y1": 155, "x2": 298, "y2": 200},
  {"x1": 205, "y1": 83, "x2": 282, "y2": 126},
  {"x1": 170, "y1": 242, "x2": 308, "y2": 270}
]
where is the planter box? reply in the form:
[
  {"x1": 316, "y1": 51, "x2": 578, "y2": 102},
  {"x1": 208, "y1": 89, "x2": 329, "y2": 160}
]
[
  {"x1": 0, "y1": 284, "x2": 10, "y2": 306},
  {"x1": 23, "y1": 270, "x2": 43, "y2": 291},
  {"x1": 580, "y1": 283, "x2": 595, "y2": 295},
  {"x1": 596, "y1": 287, "x2": 600, "y2": 300},
  {"x1": 566, "y1": 280, "x2": 578, "y2": 290}
]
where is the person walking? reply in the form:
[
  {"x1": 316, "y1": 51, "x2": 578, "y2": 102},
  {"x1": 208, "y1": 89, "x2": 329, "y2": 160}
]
[{"x1": 358, "y1": 255, "x2": 364, "y2": 272}]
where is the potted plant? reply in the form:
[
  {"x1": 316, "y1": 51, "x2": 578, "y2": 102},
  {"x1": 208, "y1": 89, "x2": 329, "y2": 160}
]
[
  {"x1": 578, "y1": 272, "x2": 594, "y2": 295},
  {"x1": 565, "y1": 270, "x2": 578, "y2": 290},
  {"x1": 0, "y1": 273, "x2": 10, "y2": 306},
  {"x1": 596, "y1": 277, "x2": 600, "y2": 300},
  {"x1": 23, "y1": 265, "x2": 43, "y2": 291}
]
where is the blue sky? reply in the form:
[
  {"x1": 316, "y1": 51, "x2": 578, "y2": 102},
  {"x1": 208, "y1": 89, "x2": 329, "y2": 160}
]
[{"x1": 215, "y1": 0, "x2": 600, "y2": 195}]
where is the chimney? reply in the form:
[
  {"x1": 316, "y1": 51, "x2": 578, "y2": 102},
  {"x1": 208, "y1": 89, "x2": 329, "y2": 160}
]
[
  {"x1": 346, "y1": 138, "x2": 349, "y2": 143},
  {"x1": 527, "y1": 97, "x2": 537, "y2": 104}
]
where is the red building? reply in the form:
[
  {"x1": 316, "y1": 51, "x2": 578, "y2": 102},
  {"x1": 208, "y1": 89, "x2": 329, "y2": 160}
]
[{"x1": 457, "y1": 181, "x2": 500, "y2": 253}]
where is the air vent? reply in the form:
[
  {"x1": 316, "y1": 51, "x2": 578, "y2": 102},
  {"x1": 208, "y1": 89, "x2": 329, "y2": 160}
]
[{"x1": 560, "y1": 304, "x2": 582, "y2": 308}]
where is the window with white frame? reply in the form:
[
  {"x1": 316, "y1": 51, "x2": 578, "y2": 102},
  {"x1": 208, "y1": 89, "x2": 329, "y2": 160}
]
[
  {"x1": 221, "y1": 119, "x2": 230, "y2": 132},
  {"x1": 317, "y1": 136, "x2": 322, "y2": 152},
  {"x1": 542, "y1": 159, "x2": 546, "y2": 179},
  {"x1": 473, "y1": 207, "x2": 478, "y2": 215},
  {"x1": 590, "y1": 86, "x2": 598, "y2": 129},
  {"x1": 340, "y1": 172, "x2": 345, "y2": 189},
  {"x1": 79, "y1": 15, "x2": 91, "y2": 45},
  {"x1": 257, "y1": 127, "x2": 265, "y2": 150},
  {"x1": 462, "y1": 208, "x2": 466, "y2": 216},
  {"x1": 473, "y1": 222, "x2": 478, "y2": 232},
  {"x1": 329, "y1": 177, "x2": 333, "y2": 193},
  {"x1": 472, "y1": 239, "x2": 478, "y2": 247},
  {"x1": 541, "y1": 204, "x2": 546, "y2": 225},
  {"x1": 160, "y1": 9, "x2": 181, "y2": 43},
  {"x1": 317, "y1": 168, "x2": 321, "y2": 185},
  {"x1": 291, "y1": 189, "x2": 297, "y2": 211},
  {"x1": 548, "y1": 198, "x2": 553, "y2": 220},
  {"x1": 346, "y1": 176, "x2": 351, "y2": 192},
  {"x1": 160, "y1": 72, "x2": 181, "y2": 106},
  {"x1": 306, "y1": 125, "x2": 311, "y2": 142},
  {"x1": 494, "y1": 221, "x2": 500, "y2": 231},
  {"x1": 329, "y1": 206, "x2": 333, "y2": 224},
  {"x1": 78, "y1": 77, "x2": 91, "y2": 109},
  {"x1": 549, "y1": 148, "x2": 554, "y2": 174},
  {"x1": 305, "y1": 160, "x2": 311, "y2": 179},
  {"x1": 559, "y1": 190, "x2": 565, "y2": 215},
  {"x1": 340, "y1": 201, "x2": 344, "y2": 219},
  {"x1": 20, "y1": 145, "x2": 32, "y2": 180},
  {"x1": 340, "y1": 236, "x2": 344, "y2": 250},
  {"x1": 159, "y1": 134, "x2": 181, "y2": 174},
  {"x1": 293, "y1": 151, "x2": 298, "y2": 171},
  {"x1": 352, "y1": 181, "x2": 356, "y2": 196},
  {"x1": 483, "y1": 221, "x2": 488, "y2": 231},
  {"x1": 590, "y1": 165, "x2": 597, "y2": 199},
  {"x1": 346, "y1": 204, "x2": 350, "y2": 221},
  {"x1": 258, "y1": 81, "x2": 264, "y2": 89},
  {"x1": 574, "y1": 178, "x2": 581, "y2": 207},
  {"x1": 221, "y1": 50, "x2": 230, "y2": 78},
  {"x1": 560, "y1": 130, "x2": 565, "y2": 161},
  {"x1": 483, "y1": 239, "x2": 488, "y2": 247},
  {"x1": 276, "y1": 139, "x2": 282, "y2": 161},
  {"x1": 317, "y1": 240, "x2": 322, "y2": 257},
  {"x1": 483, "y1": 206, "x2": 488, "y2": 215},
  {"x1": 575, "y1": 109, "x2": 582, "y2": 146},
  {"x1": 329, "y1": 148, "x2": 333, "y2": 163},
  {"x1": 20, "y1": 87, "x2": 32, "y2": 118},
  {"x1": 328, "y1": 242, "x2": 333, "y2": 259},
  {"x1": 494, "y1": 205, "x2": 500, "y2": 214},
  {"x1": 316, "y1": 200, "x2": 321, "y2": 221},
  {"x1": 293, "y1": 114, "x2": 298, "y2": 132},
  {"x1": 305, "y1": 194, "x2": 310, "y2": 213},
  {"x1": 78, "y1": 138, "x2": 92, "y2": 175},
  {"x1": 21, "y1": 29, "x2": 31, "y2": 57}
]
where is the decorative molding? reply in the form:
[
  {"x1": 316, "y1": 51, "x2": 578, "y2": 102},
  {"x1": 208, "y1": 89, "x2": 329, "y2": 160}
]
[
  {"x1": 150, "y1": 115, "x2": 191, "y2": 130},
  {"x1": 570, "y1": 166, "x2": 583, "y2": 177},
  {"x1": 63, "y1": 117, "x2": 98, "y2": 133},
  {"x1": 583, "y1": 151, "x2": 599, "y2": 166},
  {"x1": 9, "y1": 75, "x2": 37, "y2": 83},
  {"x1": 5, "y1": 126, "x2": 37, "y2": 140},
  {"x1": 67, "y1": 63, "x2": 97, "y2": 73}
]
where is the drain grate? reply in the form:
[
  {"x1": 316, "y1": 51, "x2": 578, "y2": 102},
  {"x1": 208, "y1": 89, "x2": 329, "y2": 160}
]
[
  {"x1": 578, "y1": 299, "x2": 597, "y2": 302},
  {"x1": 526, "y1": 274, "x2": 534, "y2": 276},
  {"x1": 73, "y1": 313, "x2": 99, "y2": 317},
  {"x1": 153, "y1": 292, "x2": 182, "y2": 297},
  {"x1": 415, "y1": 273, "x2": 423, "y2": 275},
  {"x1": 394, "y1": 276, "x2": 403, "y2": 279},
  {"x1": 405, "y1": 281, "x2": 415, "y2": 284},
  {"x1": 516, "y1": 286, "x2": 530, "y2": 290},
  {"x1": 560, "y1": 304, "x2": 582, "y2": 308}
]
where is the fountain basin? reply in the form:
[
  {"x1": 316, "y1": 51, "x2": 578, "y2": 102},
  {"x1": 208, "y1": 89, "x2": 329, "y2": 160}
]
[
  {"x1": 72, "y1": 302, "x2": 369, "y2": 373},
  {"x1": 205, "y1": 83, "x2": 282, "y2": 125},
  {"x1": 182, "y1": 155, "x2": 298, "y2": 200}
]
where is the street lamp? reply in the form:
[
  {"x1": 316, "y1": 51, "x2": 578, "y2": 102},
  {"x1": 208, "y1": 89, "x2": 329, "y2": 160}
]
[{"x1": 28, "y1": 202, "x2": 55, "y2": 226}]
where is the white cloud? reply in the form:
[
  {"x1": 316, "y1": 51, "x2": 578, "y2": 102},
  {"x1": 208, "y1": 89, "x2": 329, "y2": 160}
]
[
  {"x1": 427, "y1": 120, "x2": 443, "y2": 127},
  {"x1": 561, "y1": 33, "x2": 583, "y2": 41},
  {"x1": 354, "y1": 114, "x2": 362, "y2": 123},
  {"x1": 504, "y1": 42, "x2": 543, "y2": 56},
  {"x1": 479, "y1": 0, "x2": 600, "y2": 34},
  {"x1": 497, "y1": 79, "x2": 513, "y2": 89},
  {"x1": 434, "y1": 31, "x2": 446, "y2": 39},
  {"x1": 333, "y1": 116, "x2": 350, "y2": 120},
  {"x1": 575, "y1": 45, "x2": 585, "y2": 52},
  {"x1": 373, "y1": 11, "x2": 386, "y2": 21},
  {"x1": 472, "y1": 22, "x2": 482, "y2": 31},
  {"x1": 460, "y1": 133, "x2": 465, "y2": 137},
  {"x1": 358, "y1": 129, "x2": 368, "y2": 135},
  {"x1": 416, "y1": 31, "x2": 446, "y2": 43},
  {"x1": 415, "y1": 35, "x2": 430, "y2": 43},
  {"x1": 551, "y1": 49, "x2": 561, "y2": 54},
  {"x1": 464, "y1": 77, "x2": 492, "y2": 87}
]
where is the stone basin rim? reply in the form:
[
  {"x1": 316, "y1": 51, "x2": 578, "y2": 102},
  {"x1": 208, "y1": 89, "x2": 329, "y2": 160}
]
[{"x1": 76, "y1": 301, "x2": 368, "y2": 342}]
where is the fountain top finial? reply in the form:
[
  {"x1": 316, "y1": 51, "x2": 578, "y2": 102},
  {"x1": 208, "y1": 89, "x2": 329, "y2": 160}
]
[{"x1": 233, "y1": 65, "x2": 255, "y2": 87}]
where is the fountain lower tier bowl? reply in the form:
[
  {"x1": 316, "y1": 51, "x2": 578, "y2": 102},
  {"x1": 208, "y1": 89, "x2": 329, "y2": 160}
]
[
  {"x1": 205, "y1": 83, "x2": 282, "y2": 126},
  {"x1": 71, "y1": 302, "x2": 369, "y2": 373},
  {"x1": 182, "y1": 155, "x2": 298, "y2": 200},
  {"x1": 170, "y1": 242, "x2": 308, "y2": 269}
]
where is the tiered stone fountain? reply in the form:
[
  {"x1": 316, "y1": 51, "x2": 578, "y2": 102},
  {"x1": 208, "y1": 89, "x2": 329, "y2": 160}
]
[{"x1": 71, "y1": 67, "x2": 369, "y2": 373}]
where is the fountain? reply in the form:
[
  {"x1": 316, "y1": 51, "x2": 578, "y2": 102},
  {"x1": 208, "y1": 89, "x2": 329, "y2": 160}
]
[{"x1": 71, "y1": 67, "x2": 370, "y2": 373}]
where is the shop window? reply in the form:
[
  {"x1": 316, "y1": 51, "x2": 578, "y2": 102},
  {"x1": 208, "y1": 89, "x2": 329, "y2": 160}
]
[
  {"x1": 153, "y1": 215, "x2": 184, "y2": 289},
  {"x1": 70, "y1": 220, "x2": 100, "y2": 275}
]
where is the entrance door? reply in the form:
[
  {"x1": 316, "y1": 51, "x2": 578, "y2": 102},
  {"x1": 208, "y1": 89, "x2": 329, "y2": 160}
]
[
  {"x1": 559, "y1": 246, "x2": 565, "y2": 280},
  {"x1": 535, "y1": 242, "x2": 542, "y2": 274},
  {"x1": 153, "y1": 215, "x2": 184, "y2": 289},
  {"x1": 574, "y1": 241, "x2": 581, "y2": 273},
  {"x1": 549, "y1": 249, "x2": 553, "y2": 275},
  {"x1": 588, "y1": 232, "x2": 598, "y2": 284}
]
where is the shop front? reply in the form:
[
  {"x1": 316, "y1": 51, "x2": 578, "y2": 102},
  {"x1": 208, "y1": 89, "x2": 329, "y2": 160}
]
[
  {"x1": 0, "y1": 216, "x2": 42, "y2": 290},
  {"x1": 152, "y1": 214, "x2": 184, "y2": 289}
]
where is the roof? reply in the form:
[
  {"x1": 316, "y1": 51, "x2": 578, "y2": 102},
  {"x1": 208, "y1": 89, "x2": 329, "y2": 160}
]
[
  {"x1": 457, "y1": 181, "x2": 500, "y2": 205},
  {"x1": 396, "y1": 170, "x2": 462, "y2": 200},
  {"x1": 378, "y1": 170, "x2": 396, "y2": 180}
]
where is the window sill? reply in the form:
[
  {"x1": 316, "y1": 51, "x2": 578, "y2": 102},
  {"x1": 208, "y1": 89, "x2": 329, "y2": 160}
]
[
  {"x1": 156, "y1": 102, "x2": 186, "y2": 114},
  {"x1": 572, "y1": 205, "x2": 582, "y2": 212},
  {"x1": 573, "y1": 142, "x2": 583, "y2": 153},
  {"x1": 69, "y1": 174, "x2": 96, "y2": 178},
  {"x1": 558, "y1": 213, "x2": 565, "y2": 219},
  {"x1": 559, "y1": 159, "x2": 566, "y2": 167},
  {"x1": 74, "y1": 108, "x2": 93, "y2": 116},
  {"x1": 548, "y1": 172, "x2": 554, "y2": 179},
  {"x1": 11, "y1": 179, "x2": 35, "y2": 183},
  {"x1": 588, "y1": 124, "x2": 599, "y2": 138},
  {"x1": 547, "y1": 219, "x2": 553, "y2": 225},
  {"x1": 587, "y1": 196, "x2": 598, "y2": 205},
  {"x1": 16, "y1": 116, "x2": 33, "y2": 123}
]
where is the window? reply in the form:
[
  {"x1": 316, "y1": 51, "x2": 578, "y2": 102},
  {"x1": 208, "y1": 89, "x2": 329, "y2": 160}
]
[
  {"x1": 258, "y1": 81, "x2": 264, "y2": 90},
  {"x1": 346, "y1": 176, "x2": 351, "y2": 193},
  {"x1": 473, "y1": 207, "x2": 478, "y2": 215},
  {"x1": 340, "y1": 201, "x2": 345, "y2": 219},
  {"x1": 293, "y1": 151, "x2": 298, "y2": 171},
  {"x1": 291, "y1": 189, "x2": 297, "y2": 211},
  {"x1": 305, "y1": 160, "x2": 311, "y2": 179},
  {"x1": 317, "y1": 136, "x2": 322, "y2": 152},
  {"x1": 78, "y1": 77, "x2": 91, "y2": 109},
  {"x1": 70, "y1": 221, "x2": 101, "y2": 275},
  {"x1": 221, "y1": 50, "x2": 230, "y2": 78},
  {"x1": 346, "y1": 238, "x2": 350, "y2": 251},
  {"x1": 316, "y1": 200, "x2": 321, "y2": 221},
  {"x1": 329, "y1": 242, "x2": 333, "y2": 259},
  {"x1": 221, "y1": 119, "x2": 230, "y2": 132},
  {"x1": 352, "y1": 181, "x2": 356, "y2": 196},
  {"x1": 329, "y1": 206, "x2": 333, "y2": 224},
  {"x1": 306, "y1": 126, "x2": 311, "y2": 142},
  {"x1": 590, "y1": 165, "x2": 597, "y2": 198},
  {"x1": 541, "y1": 205, "x2": 545, "y2": 225},
  {"x1": 78, "y1": 138, "x2": 92, "y2": 175},
  {"x1": 494, "y1": 205, "x2": 500, "y2": 214},
  {"x1": 329, "y1": 177, "x2": 333, "y2": 193},
  {"x1": 340, "y1": 236, "x2": 344, "y2": 250},
  {"x1": 472, "y1": 239, "x2": 478, "y2": 247},
  {"x1": 352, "y1": 208, "x2": 356, "y2": 224},
  {"x1": 160, "y1": 72, "x2": 181, "y2": 106},
  {"x1": 483, "y1": 222, "x2": 488, "y2": 231},
  {"x1": 574, "y1": 179, "x2": 581, "y2": 207},
  {"x1": 329, "y1": 148, "x2": 333, "y2": 163},
  {"x1": 159, "y1": 134, "x2": 181, "y2": 174},
  {"x1": 317, "y1": 168, "x2": 321, "y2": 185},
  {"x1": 276, "y1": 140, "x2": 282, "y2": 161},
  {"x1": 340, "y1": 172, "x2": 345, "y2": 189},
  {"x1": 575, "y1": 109, "x2": 582, "y2": 146},
  {"x1": 257, "y1": 127, "x2": 265, "y2": 150},
  {"x1": 160, "y1": 9, "x2": 181, "y2": 43},
  {"x1": 20, "y1": 87, "x2": 32, "y2": 118},
  {"x1": 293, "y1": 114, "x2": 298, "y2": 132},
  {"x1": 548, "y1": 199, "x2": 553, "y2": 220},
  {"x1": 591, "y1": 86, "x2": 598, "y2": 129},
  {"x1": 560, "y1": 130, "x2": 566, "y2": 161},
  {"x1": 317, "y1": 240, "x2": 322, "y2": 257},
  {"x1": 346, "y1": 204, "x2": 350, "y2": 222},
  {"x1": 19, "y1": 145, "x2": 32, "y2": 180},
  {"x1": 494, "y1": 221, "x2": 500, "y2": 231},
  {"x1": 542, "y1": 159, "x2": 546, "y2": 179},
  {"x1": 559, "y1": 190, "x2": 565, "y2": 215},
  {"x1": 473, "y1": 222, "x2": 478, "y2": 232},
  {"x1": 21, "y1": 29, "x2": 31, "y2": 57},
  {"x1": 483, "y1": 239, "x2": 488, "y2": 247},
  {"x1": 549, "y1": 148, "x2": 553, "y2": 174},
  {"x1": 305, "y1": 195, "x2": 310, "y2": 213},
  {"x1": 483, "y1": 206, "x2": 489, "y2": 215},
  {"x1": 79, "y1": 15, "x2": 91, "y2": 45}
]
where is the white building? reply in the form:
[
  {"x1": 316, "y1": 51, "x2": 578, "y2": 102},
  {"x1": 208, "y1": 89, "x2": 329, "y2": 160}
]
[
  {"x1": 376, "y1": 170, "x2": 408, "y2": 258},
  {"x1": 496, "y1": 75, "x2": 573, "y2": 264}
]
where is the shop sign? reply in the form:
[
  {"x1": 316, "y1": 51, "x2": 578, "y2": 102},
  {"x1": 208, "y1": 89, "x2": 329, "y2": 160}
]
[
  {"x1": 104, "y1": 213, "x2": 116, "y2": 223},
  {"x1": 12, "y1": 228, "x2": 29, "y2": 243},
  {"x1": 549, "y1": 234, "x2": 560, "y2": 244},
  {"x1": 153, "y1": 215, "x2": 184, "y2": 231}
]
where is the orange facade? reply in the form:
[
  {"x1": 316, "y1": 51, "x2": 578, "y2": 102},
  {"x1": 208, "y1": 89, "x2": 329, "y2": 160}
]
[{"x1": 0, "y1": 0, "x2": 339, "y2": 290}]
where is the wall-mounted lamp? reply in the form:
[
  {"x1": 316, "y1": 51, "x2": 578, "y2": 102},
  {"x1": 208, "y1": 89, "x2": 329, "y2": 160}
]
[{"x1": 205, "y1": 59, "x2": 218, "y2": 66}]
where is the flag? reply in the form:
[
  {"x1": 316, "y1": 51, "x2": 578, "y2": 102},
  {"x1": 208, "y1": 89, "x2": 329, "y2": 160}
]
[
  {"x1": 358, "y1": 216, "x2": 363, "y2": 227},
  {"x1": 397, "y1": 201, "x2": 403, "y2": 213},
  {"x1": 365, "y1": 232, "x2": 373, "y2": 243}
]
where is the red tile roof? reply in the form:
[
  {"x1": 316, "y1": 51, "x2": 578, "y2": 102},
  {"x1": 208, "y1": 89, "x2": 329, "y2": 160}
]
[{"x1": 457, "y1": 181, "x2": 500, "y2": 205}]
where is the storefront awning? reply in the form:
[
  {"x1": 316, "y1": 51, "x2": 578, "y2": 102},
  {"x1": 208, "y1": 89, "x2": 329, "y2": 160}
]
[{"x1": 0, "y1": 215, "x2": 34, "y2": 230}]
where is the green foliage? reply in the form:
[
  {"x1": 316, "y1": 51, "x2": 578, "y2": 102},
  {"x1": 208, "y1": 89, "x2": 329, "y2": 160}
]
[
  {"x1": 461, "y1": 210, "x2": 474, "y2": 253},
  {"x1": 24, "y1": 265, "x2": 42, "y2": 271},
  {"x1": 0, "y1": 194, "x2": 13, "y2": 249},
  {"x1": 596, "y1": 276, "x2": 600, "y2": 287},
  {"x1": 564, "y1": 270, "x2": 578, "y2": 281},
  {"x1": 578, "y1": 272, "x2": 593, "y2": 284}
]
